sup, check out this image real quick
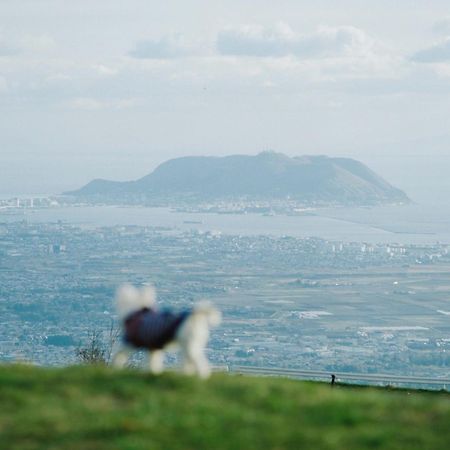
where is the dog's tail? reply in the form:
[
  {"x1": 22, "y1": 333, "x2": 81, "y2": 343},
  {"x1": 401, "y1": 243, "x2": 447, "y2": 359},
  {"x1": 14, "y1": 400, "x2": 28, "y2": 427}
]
[
  {"x1": 192, "y1": 301, "x2": 222, "y2": 327},
  {"x1": 116, "y1": 284, "x2": 156, "y2": 320}
]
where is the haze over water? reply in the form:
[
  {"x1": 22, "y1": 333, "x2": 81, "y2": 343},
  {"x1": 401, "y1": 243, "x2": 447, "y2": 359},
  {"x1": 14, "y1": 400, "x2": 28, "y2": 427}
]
[{"x1": 3, "y1": 202, "x2": 450, "y2": 245}]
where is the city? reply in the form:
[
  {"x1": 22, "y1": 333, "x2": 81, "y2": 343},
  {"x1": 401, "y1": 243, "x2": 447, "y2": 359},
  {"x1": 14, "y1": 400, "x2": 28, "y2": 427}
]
[{"x1": 1, "y1": 218, "x2": 449, "y2": 379}]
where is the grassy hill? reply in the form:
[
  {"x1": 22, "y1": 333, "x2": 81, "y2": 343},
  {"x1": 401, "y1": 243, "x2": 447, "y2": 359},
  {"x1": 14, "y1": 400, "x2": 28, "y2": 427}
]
[{"x1": 0, "y1": 365, "x2": 449, "y2": 450}]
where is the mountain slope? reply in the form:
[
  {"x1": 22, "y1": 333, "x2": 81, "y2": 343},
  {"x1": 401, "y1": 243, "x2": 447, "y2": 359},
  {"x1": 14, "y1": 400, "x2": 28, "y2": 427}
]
[{"x1": 68, "y1": 152, "x2": 409, "y2": 205}]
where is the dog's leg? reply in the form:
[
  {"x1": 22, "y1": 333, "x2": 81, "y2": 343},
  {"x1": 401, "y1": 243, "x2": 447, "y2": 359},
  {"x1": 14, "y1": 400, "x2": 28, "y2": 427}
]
[
  {"x1": 112, "y1": 345, "x2": 132, "y2": 369},
  {"x1": 186, "y1": 345, "x2": 211, "y2": 379},
  {"x1": 148, "y1": 350, "x2": 164, "y2": 374},
  {"x1": 181, "y1": 347, "x2": 196, "y2": 375},
  {"x1": 195, "y1": 351, "x2": 211, "y2": 379}
]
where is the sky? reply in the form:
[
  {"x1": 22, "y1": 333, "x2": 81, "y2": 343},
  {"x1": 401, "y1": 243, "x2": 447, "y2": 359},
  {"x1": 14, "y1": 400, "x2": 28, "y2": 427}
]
[{"x1": 1, "y1": 0, "x2": 450, "y2": 200}]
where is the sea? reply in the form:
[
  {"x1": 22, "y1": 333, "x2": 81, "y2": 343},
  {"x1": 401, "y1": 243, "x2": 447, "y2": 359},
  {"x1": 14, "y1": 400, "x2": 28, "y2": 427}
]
[{"x1": 2, "y1": 201, "x2": 450, "y2": 245}]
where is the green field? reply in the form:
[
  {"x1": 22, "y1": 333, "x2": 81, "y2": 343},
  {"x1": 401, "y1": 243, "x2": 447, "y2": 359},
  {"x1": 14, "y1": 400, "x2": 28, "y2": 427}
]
[{"x1": 0, "y1": 365, "x2": 449, "y2": 450}]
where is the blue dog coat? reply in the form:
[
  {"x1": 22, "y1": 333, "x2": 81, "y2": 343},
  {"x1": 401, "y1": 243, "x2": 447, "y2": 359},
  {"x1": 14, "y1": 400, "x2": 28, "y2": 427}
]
[{"x1": 124, "y1": 307, "x2": 190, "y2": 350}]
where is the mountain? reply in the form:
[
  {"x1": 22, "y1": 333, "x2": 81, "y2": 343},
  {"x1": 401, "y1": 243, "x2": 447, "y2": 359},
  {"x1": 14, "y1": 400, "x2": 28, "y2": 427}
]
[{"x1": 66, "y1": 152, "x2": 409, "y2": 205}]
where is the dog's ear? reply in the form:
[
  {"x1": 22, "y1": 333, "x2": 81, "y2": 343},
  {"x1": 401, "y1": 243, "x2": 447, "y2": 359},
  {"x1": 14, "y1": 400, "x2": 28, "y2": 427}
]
[
  {"x1": 116, "y1": 284, "x2": 141, "y2": 319},
  {"x1": 194, "y1": 301, "x2": 222, "y2": 326},
  {"x1": 140, "y1": 285, "x2": 157, "y2": 308},
  {"x1": 116, "y1": 284, "x2": 140, "y2": 302}
]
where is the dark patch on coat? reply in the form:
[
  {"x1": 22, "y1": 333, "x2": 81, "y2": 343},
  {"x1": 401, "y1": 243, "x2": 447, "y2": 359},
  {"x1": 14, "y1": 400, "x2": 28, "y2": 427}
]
[{"x1": 124, "y1": 307, "x2": 190, "y2": 350}]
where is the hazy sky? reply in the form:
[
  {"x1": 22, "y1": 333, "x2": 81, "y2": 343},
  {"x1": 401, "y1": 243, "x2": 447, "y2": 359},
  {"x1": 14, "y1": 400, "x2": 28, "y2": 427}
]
[{"x1": 2, "y1": 0, "x2": 450, "y2": 199}]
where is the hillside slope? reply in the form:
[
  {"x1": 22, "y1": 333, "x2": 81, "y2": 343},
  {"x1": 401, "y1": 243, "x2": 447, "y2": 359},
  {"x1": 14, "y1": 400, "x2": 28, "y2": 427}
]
[
  {"x1": 68, "y1": 152, "x2": 409, "y2": 205},
  {"x1": 1, "y1": 365, "x2": 449, "y2": 450}
]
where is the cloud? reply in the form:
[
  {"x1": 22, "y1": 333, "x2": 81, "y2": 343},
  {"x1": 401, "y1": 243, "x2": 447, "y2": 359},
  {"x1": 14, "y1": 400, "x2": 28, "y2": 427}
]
[
  {"x1": 0, "y1": 76, "x2": 8, "y2": 93},
  {"x1": 20, "y1": 34, "x2": 56, "y2": 53},
  {"x1": 67, "y1": 97, "x2": 139, "y2": 110},
  {"x1": 129, "y1": 34, "x2": 194, "y2": 59},
  {"x1": 46, "y1": 73, "x2": 72, "y2": 83},
  {"x1": 217, "y1": 23, "x2": 296, "y2": 57},
  {"x1": 216, "y1": 23, "x2": 374, "y2": 59},
  {"x1": 92, "y1": 64, "x2": 118, "y2": 77},
  {"x1": 433, "y1": 17, "x2": 450, "y2": 34},
  {"x1": 0, "y1": 36, "x2": 19, "y2": 56},
  {"x1": 411, "y1": 37, "x2": 450, "y2": 63},
  {"x1": 0, "y1": 33, "x2": 55, "y2": 56}
]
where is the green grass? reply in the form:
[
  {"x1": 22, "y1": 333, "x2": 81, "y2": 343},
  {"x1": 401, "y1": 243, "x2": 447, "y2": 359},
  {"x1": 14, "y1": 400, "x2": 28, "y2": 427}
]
[{"x1": 0, "y1": 365, "x2": 449, "y2": 450}]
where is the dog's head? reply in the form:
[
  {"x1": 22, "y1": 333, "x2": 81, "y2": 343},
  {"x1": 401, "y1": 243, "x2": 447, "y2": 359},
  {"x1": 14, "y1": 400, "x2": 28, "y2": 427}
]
[
  {"x1": 193, "y1": 301, "x2": 222, "y2": 327},
  {"x1": 116, "y1": 284, "x2": 156, "y2": 320}
]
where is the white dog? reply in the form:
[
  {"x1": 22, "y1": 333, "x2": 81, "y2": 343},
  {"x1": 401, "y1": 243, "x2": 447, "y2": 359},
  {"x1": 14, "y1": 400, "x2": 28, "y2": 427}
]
[{"x1": 112, "y1": 284, "x2": 221, "y2": 379}]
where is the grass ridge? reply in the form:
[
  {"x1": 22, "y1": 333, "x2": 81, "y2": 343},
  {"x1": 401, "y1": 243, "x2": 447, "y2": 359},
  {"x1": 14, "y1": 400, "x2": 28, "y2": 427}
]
[{"x1": 0, "y1": 364, "x2": 449, "y2": 450}]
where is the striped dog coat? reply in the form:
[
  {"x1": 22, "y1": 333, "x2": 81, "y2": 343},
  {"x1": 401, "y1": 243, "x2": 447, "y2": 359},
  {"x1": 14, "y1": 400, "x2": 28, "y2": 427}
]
[{"x1": 123, "y1": 307, "x2": 190, "y2": 350}]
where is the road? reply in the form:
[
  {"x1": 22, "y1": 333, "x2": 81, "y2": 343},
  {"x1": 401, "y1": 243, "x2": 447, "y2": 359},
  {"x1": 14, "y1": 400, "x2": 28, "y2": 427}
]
[{"x1": 229, "y1": 365, "x2": 450, "y2": 389}]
